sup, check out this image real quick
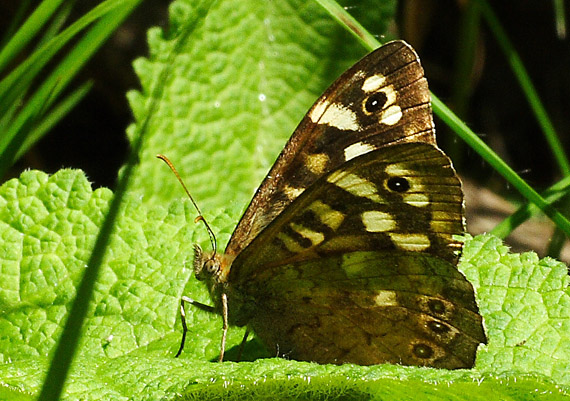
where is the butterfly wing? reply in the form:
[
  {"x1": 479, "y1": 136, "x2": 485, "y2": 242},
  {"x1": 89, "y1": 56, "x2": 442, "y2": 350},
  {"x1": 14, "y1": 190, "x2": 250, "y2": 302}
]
[
  {"x1": 228, "y1": 143, "x2": 486, "y2": 368},
  {"x1": 226, "y1": 40, "x2": 436, "y2": 257},
  {"x1": 233, "y1": 143, "x2": 463, "y2": 273}
]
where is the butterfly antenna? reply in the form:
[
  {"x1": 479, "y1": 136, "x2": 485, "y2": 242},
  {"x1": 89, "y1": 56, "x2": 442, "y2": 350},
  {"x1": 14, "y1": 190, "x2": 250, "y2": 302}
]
[{"x1": 156, "y1": 154, "x2": 217, "y2": 255}]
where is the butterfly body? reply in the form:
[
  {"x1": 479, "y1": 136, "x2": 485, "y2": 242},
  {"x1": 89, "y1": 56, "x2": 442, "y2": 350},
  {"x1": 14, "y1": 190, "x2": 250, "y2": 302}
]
[{"x1": 188, "y1": 40, "x2": 486, "y2": 368}]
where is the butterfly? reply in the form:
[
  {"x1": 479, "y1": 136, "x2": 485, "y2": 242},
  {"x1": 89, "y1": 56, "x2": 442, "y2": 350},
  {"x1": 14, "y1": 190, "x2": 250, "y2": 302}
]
[{"x1": 169, "y1": 40, "x2": 486, "y2": 369}]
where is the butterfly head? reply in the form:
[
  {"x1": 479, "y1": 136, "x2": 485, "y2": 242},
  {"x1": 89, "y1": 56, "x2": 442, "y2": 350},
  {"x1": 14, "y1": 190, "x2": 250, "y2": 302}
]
[{"x1": 193, "y1": 244, "x2": 232, "y2": 285}]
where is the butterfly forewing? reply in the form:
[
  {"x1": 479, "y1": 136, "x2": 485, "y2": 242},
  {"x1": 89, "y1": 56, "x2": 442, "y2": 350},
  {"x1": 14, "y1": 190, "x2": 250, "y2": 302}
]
[{"x1": 226, "y1": 41, "x2": 436, "y2": 257}]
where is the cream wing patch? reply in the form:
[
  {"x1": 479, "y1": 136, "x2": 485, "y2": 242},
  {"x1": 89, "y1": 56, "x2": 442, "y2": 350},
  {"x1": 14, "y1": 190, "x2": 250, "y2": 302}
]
[
  {"x1": 289, "y1": 223, "x2": 325, "y2": 247},
  {"x1": 327, "y1": 171, "x2": 382, "y2": 202},
  {"x1": 385, "y1": 164, "x2": 414, "y2": 177},
  {"x1": 276, "y1": 232, "x2": 304, "y2": 253},
  {"x1": 362, "y1": 81, "x2": 403, "y2": 126},
  {"x1": 374, "y1": 290, "x2": 398, "y2": 306},
  {"x1": 361, "y1": 74, "x2": 386, "y2": 93},
  {"x1": 380, "y1": 84, "x2": 398, "y2": 105},
  {"x1": 305, "y1": 153, "x2": 329, "y2": 174},
  {"x1": 389, "y1": 233, "x2": 431, "y2": 251},
  {"x1": 380, "y1": 104, "x2": 402, "y2": 126},
  {"x1": 308, "y1": 200, "x2": 344, "y2": 230},
  {"x1": 277, "y1": 222, "x2": 325, "y2": 253},
  {"x1": 283, "y1": 184, "x2": 305, "y2": 200},
  {"x1": 309, "y1": 99, "x2": 360, "y2": 131},
  {"x1": 403, "y1": 193, "x2": 429, "y2": 207},
  {"x1": 361, "y1": 211, "x2": 396, "y2": 232},
  {"x1": 384, "y1": 165, "x2": 430, "y2": 207},
  {"x1": 344, "y1": 141, "x2": 376, "y2": 161}
]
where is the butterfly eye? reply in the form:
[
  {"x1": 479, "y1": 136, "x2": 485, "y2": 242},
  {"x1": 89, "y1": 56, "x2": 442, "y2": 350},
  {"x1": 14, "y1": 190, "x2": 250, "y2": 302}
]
[
  {"x1": 364, "y1": 92, "x2": 388, "y2": 113},
  {"x1": 386, "y1": 177, "x2": 410, "y2": 192},
  {"x1": 203, "y1": 259, "x2": 218, "y2": 275}
]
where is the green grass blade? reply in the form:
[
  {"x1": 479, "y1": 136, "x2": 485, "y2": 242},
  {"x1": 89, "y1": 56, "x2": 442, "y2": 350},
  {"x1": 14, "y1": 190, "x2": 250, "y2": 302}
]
[
  {"x1": 434, "y1": 94, "x2": 570, "y2": 236},
  {"x1": 0, "y1": 98, "x2": 19, "y2": 133},
  {"x1": 0, "y1": 0, "x2": 127, "y2": 113},
  {"x1": 0, "y1": 0, "x2": 32, "y2": 49},
  {"x1": 491, "y1": 175, "x2": 570, "y2": 238},
  {"x1": 480, "y1": 0, "x2": 570, "y2": 176},
  {"x1": 0, "y1": 0, "x2": 141, "y2": 177},
  {"x1": 36, "y1": 9, "x2": 195, "y2": 397},
  {"x1": 36, "y1": 108, "x2": 139, "y2": 401},
  {"x1": 34, "y1": 1, "x2": 74, "y2": 50},
  {"x1": 314, "y1": 0, "x2": 381, "y2": 49},
  {"x1": 553, "y1": 0, "x2": 567, "y2": 38},
  {"x1": 15, "y1": 81, "x2": 92, "y2": 160},
  {"x1": 0, "y1": 0, "x2": 66, "y2": 73}
]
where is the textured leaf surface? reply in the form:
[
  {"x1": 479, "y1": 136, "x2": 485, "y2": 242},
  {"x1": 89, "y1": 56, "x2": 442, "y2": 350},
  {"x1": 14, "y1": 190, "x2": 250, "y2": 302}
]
[
  {"x1": 2, "y1": 0, "x2": 569, "y2": 399},
  {"x1": 461, "y1": 234, "x2": 570, "y2": 384},
  {"x1": 0, "y1": 169, "x2": 197, "y2": 399},
  {"x1": 0, "y1": 170, "x2": 569, "y2": 400},
  {"x1": 126, "y1": 0, "x2": 395, "y2": 210}
]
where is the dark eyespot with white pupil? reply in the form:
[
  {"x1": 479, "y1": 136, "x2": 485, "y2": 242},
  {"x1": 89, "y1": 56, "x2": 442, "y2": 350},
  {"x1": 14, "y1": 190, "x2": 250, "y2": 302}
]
[
  {"x1": 365, "y1": 92, "x2": 388, "y2": 113},
  {"x1": 387, "y1": 177, "x2": 410, "y2": 192},
  {"x1": 428, "y1": 321, "x2": 451, "y2": 334},
  {"x1": 428, "y1": 299, "x2": 446, "y2": 314},
  {"x1": 412, "y1": 343, "x2": 434, "y2": 359}
]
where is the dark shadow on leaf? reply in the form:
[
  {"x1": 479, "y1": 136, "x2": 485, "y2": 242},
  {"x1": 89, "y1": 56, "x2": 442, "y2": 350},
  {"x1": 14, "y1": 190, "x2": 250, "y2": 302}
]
[{"x1": 210, "y1": 337, "x2": 272, "y2": 363}]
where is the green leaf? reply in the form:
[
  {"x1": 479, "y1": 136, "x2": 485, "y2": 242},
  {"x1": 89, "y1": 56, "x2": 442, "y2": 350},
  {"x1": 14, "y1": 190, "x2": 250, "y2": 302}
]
[
  {"x1": 1, "y1": 169, "x2": 569, "y2": 400},
  {"x1": 126, "y1": 0, "x2": 395, "y2": 210},
  {"x1": 0, "y1": 169, "x2": 195, "y2": 398},
  {"x1": 461, "y1": 234, "x2": 570, "y2": 384},
  {"x1": 3, "y1": 0, "x2": 570, "y2": 399}
]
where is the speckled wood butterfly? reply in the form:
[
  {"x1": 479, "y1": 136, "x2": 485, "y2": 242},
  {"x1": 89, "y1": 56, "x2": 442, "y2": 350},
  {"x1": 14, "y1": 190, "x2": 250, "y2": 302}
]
[{"x1": 168, "y1": 40, "x2": 486, "y2": 369}]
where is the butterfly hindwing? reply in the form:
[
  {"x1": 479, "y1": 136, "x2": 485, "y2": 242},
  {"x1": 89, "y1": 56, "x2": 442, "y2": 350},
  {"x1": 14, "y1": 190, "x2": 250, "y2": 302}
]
[
  {"x1": 243, "y1": 251, "x2": 484, "y2": 368},
  {"x1": 231, "y1": 143, "x2": 463, "y2": 277},
  {"x1": 227, "y1": 143, "x2": 484, "y2": 368},
  {"x1": 226, "y1": 41, "x2": 436, "y2": 257}
]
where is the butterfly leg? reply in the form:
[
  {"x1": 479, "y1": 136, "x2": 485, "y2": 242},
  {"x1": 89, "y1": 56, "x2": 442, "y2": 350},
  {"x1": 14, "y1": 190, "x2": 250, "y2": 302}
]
[
  {"x1": 219, "y1": 292, "x2": 229, "y2": 362},
  {"x1": 175, "y1": 295, "x2": 215, "y2": 358},
  {"x1": 236, "y1": 328, "x2": 250, "y2": 362}
]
